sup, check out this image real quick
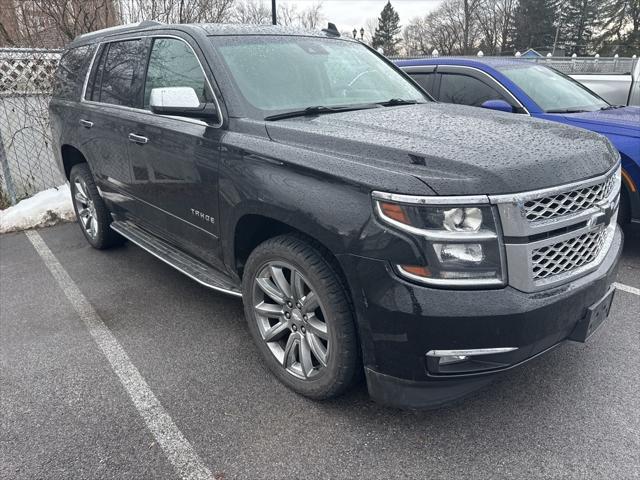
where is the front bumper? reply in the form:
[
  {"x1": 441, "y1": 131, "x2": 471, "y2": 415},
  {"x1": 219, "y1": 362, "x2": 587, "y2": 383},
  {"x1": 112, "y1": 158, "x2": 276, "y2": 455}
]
[{"x1": 338, "y1": 225, "x2": 623, "y2": 409}]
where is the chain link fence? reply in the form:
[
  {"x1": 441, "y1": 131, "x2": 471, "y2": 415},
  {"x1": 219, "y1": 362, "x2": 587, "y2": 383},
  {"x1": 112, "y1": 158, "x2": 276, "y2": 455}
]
[
  {"x1": 0, "y1": 48, "x2": 63, "y2": 208},
  {"x1": 526, "y1": 56, "x2": 638, "y2": 75}
]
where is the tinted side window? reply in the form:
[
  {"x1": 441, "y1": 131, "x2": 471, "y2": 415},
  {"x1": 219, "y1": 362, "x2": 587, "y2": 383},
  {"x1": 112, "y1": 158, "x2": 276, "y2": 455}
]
[
  {"x1": 438, "y1": 73, "x2": 506, "y2": 106},
  {"x1": 99, "y1": 40, "x2": 145, "y2": 107},
  {"x1": 410, "y1": 73, "x2": 436, "y2": 96},
  {"x1": 143, "y1": 38, "x2": 212, "y2": 109},
  {"x1": 53, "y1": 45, "x2": 94, "y2": 100}
]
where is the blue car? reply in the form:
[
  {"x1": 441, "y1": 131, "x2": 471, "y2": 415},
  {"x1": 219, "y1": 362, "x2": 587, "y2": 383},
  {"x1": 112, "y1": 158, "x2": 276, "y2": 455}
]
[{"x1": 396, "y1": 58, "x2": 640, "y2": 225}]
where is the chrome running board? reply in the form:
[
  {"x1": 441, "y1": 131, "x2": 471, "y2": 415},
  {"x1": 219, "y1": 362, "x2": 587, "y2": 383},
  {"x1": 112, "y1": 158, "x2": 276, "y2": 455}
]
[{"x1": 111, "y1": 220, "x2": 242, "y2": 297}]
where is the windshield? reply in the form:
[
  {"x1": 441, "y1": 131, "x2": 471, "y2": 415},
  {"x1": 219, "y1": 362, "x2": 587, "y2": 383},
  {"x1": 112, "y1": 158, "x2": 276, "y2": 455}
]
[
  {"x1": 210, "y1": 35, "x2": 428, "y2": 118},
  {"x1": 496, "y1": 63, "x2": 608, "y2": 113}
]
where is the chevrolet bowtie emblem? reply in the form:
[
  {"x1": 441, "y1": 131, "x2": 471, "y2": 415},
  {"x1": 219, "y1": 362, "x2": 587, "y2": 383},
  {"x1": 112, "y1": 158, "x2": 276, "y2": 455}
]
[{"x1": 588, "y1": 201, "x2": 614, "y2": 231}]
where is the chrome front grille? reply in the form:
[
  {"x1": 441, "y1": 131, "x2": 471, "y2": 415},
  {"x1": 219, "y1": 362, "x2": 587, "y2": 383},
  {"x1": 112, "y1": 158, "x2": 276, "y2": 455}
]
[
  {"x1": 524, "y1": 174, "x2": 617, "y2": 222},
  {"x1": 490, "y1": 162, "x2": 621, "y2": 293},
  {"x1": 531, "y1": 228, "x2": 608, "y2": 280}
]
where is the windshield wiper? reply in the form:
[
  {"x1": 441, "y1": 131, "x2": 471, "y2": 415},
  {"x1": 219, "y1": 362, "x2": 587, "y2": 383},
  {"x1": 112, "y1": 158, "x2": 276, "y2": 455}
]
[
  {"x1": 545, "y1": 108, "x2": 591, "y2": 113},
  {"x1": 264, "y1": 104, "x2": 377, "y2": 121},
  {"x1": 600, "y1": 104, "x2": 624, "y2": 110},
  {"x1": 377, "y1": 98, "x2": 421, "y2": 107}
]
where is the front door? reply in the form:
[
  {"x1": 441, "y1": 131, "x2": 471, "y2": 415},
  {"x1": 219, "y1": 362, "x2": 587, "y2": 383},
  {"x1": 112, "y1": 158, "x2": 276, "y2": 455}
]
[{"x1": 126, "y1": 35, "x2": 224, "y2": 268}]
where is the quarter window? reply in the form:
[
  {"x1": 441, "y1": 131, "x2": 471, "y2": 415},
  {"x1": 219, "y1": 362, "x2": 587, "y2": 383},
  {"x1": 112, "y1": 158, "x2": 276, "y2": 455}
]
[
  {"x1": 96, "y1": 40, "x2": 145, "y2": 107},
  {"x1": 53, "y1": 45, "x2": 93, "y2": 100},
  {"x1": 143, "y1": 38, "x2": 212, "y2": 109},
  {"x1": 438, "y1": 73, "x2": 509, "y2": 107}
]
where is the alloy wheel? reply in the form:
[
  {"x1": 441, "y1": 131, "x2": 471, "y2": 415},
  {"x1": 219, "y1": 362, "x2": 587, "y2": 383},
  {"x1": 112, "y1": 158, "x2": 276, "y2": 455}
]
[
  {"x1": 252, "y1": 261, "x2": 330, "y2": 380},
  {"x1": 73, "y1": 177, "x2": 98, "y2": 239}
]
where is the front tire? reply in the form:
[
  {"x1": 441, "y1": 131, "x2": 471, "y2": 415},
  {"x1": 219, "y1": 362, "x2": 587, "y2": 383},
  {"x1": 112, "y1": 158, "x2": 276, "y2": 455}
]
[
  {"x1": 618, "y1": 186, "x2": 630, "y2": 225},
  {"x1": 69, "y1": 163, "x2": 123, "y2": 249},
  {"x1": 242, "y1": 235, "x2": 359, "y2": 400}
]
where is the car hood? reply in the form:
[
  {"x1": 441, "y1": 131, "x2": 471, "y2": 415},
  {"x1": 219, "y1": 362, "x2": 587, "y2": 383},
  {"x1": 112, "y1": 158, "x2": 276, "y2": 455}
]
[
  {"x1": 559, "y1": 106, "x2": 640, "y2": 137},
  {"x1": 265, "y1": 103, "x2": 617, "y2": 195}
]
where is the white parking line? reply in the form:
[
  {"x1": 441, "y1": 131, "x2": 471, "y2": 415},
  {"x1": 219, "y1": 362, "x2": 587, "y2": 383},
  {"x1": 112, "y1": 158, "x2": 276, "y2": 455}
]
[
  {"x1": 25, "y1": 230, "x2": 215, "y2": 480},
  {"x1": 614, "y1": 282, "x2": 640, "y2": 296}
]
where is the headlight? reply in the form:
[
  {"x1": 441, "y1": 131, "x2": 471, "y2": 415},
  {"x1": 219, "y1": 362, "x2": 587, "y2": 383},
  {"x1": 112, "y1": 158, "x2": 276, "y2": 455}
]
[{"x1": 373, "y1": 192, "x2": 506, "y2": 287}]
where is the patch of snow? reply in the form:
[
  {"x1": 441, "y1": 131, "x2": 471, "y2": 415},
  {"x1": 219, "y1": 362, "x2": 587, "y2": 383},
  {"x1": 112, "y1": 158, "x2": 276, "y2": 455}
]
[{"x1": 0, "y1": 184, "x2": 76, "y2": 234}]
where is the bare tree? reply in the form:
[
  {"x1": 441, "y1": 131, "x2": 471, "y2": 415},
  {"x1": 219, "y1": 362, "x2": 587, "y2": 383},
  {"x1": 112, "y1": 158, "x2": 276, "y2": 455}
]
[
  {"x1": 497, "y1": 0, "x2": 517, "y2": 51},
  {"x1": 0, "y1": 22, "x2": 15, "y2": 47},
  {"x1": 362, "y1": 17, "x2": 378, "y2": 44},
  {"x1": 37, "y1": 0, "x2": 119, "y2": 39},
  {"x1": 1, "y1": 0, "x2": 119, "y2": 47},
  {"x1": 460, "y1": 0, "x2": 482, "y2": 54},
  {"x1": 274, "y1": 2, "x2": 323, "y2": 28},
  {"x1": 475, "y1": 0, "x2": 516, "y2": 54},
  {"x1": 232, "y1": 0, "x2": 270, "y2": 24},
  {"x1": 298, "y1": 2, "x2": 323, "y2": 29},
  {"x1": 277, "y1": 2, "x2": 297, "y2": 25},
  {"x1": 422, "y1": 1, "x2": 464, "y2": 55},
  {"x1": 403, "y1": 16, "x2": 431, "y2": 55},
  {"x1": 119, "y1": 0, "x2": 235, "y2": 24},
  {"x1": 405, "y1": 0, "x2": 482, "y2": 56}
]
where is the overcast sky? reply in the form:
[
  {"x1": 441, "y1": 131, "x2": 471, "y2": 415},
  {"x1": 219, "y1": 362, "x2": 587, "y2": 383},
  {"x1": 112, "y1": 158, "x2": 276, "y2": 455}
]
[{"x1": 284, "y1": 0, "x2": 442, "y2": 32}]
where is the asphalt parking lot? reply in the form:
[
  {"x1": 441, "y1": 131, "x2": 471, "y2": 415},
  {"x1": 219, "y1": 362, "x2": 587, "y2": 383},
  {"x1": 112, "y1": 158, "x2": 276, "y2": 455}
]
[{"x1": 1, "y1": 222, "x2": 639, "y2": 480}]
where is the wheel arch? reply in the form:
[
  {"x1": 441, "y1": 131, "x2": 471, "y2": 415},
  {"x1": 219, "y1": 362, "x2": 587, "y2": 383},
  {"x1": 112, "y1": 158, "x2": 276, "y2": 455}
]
[
  {"x1": 60, "y1": 144, "x2": 88, "y2": 180},
  {"x1": 232, "y1": 213, "x2": 350, "y2": 291},
  {"x1": 620, "y1": 153, "x2": 640, "y2": 223}
]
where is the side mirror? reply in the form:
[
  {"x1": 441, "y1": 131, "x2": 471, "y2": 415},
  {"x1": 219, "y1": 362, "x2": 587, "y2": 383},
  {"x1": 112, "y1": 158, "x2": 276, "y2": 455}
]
[
  {"x1": 150, "y1": 87, "x2": 218, "y2": 120},
  {"x1": 481, "y1": 99, "x2": 515, "y2": 113}
]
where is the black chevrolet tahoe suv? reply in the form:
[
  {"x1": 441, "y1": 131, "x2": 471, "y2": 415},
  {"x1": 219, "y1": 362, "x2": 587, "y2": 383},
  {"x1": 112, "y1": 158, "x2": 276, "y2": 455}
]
[{"x1": 49, "y1": 21, "x2": 623, "y2": 408}]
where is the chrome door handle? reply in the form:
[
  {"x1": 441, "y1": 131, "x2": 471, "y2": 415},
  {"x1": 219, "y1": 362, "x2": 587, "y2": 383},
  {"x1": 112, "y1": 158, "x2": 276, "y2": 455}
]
[
  {"x1": 79, "y1": 119, "x2": 93, "y2": 129},
  {"x1": 128, "y1": 133, "x2": 148, "y2": 144}
]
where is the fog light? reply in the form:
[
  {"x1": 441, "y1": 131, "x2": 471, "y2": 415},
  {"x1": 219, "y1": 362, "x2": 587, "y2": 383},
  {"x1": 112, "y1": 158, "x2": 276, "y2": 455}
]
[
  {"x1": 426, "y1": 347, "x2": 519, "y2": 375},
  {"x1": 427, "y1": 347, "x2": 518, "y2": 358},
  {"x1": 438, "y1": 355, "x2": 469, "y2": 365}
]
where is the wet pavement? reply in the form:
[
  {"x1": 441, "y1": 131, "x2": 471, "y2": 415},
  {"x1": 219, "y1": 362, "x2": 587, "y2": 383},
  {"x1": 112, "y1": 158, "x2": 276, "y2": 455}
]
[{"x1": 1, "y1": 222, "x2": 639, "y2": 479}]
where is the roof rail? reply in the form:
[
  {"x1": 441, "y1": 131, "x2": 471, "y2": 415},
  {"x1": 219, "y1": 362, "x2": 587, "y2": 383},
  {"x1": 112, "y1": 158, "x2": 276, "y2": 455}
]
[
  {"x1": 76, "y1": 20, "x2": 163, "y2": 40},
  {"x1": 138, "y1": 20, "x2": 163, "y2": 28}
]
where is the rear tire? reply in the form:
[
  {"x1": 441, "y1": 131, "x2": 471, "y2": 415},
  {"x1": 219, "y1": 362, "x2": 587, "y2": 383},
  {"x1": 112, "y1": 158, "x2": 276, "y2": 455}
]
[
  {"x1": 69, "y1": 163, "x2": 124, "y2": 249},
  {"x1": 242, "y1": 234, "x2": 359, "y2": 400}
]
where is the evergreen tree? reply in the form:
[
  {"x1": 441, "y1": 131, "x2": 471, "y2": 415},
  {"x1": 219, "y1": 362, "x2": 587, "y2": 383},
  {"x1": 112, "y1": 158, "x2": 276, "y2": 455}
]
[
  {"x1": 560, "y1": 0, "x2": 603, "y2": 55},
  {"x1": 598, "y1": 0, "x2": 640, "y2": 55},
  {"x1": 513, "y1": 0, "x2": 558, "y2": 51},
  {"x1": 371, "y1": 1, "x2": 402, "y2": 55}
]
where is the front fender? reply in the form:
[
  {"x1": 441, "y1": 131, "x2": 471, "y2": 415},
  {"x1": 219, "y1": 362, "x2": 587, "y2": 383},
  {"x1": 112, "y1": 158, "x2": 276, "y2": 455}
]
[{"x1": 217, "y1": 129, "x2": 429, "y2": 272}]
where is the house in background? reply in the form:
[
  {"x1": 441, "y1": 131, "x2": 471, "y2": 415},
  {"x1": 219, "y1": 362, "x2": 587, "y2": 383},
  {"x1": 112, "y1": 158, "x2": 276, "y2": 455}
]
[
  {"x1": 520, "y1": 47, "x2": 567, "y2": 57},
  {"x1": 521, "y1": 48, "x2": 543, "y2": 57}
]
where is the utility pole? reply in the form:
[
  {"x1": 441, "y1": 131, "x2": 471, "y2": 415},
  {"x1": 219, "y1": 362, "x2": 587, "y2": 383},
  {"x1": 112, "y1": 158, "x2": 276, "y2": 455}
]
[{"x1": 272, "y1": 0, "x2": 277, "y2": 25}]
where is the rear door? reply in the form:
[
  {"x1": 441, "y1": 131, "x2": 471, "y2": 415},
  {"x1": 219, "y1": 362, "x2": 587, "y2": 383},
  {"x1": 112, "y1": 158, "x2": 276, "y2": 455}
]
[
  {"x1": 79, "y1": 38, "x2": 165, "y2": 227},
  {"x1": 127, "y1": 34, "x2": 224, "y2": 267}
]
